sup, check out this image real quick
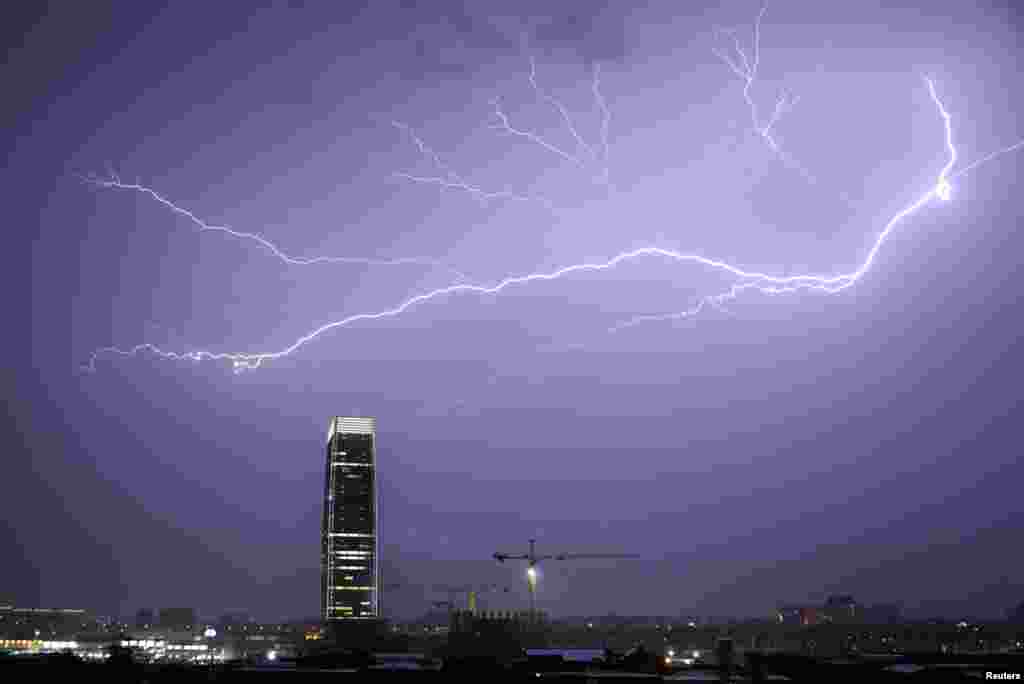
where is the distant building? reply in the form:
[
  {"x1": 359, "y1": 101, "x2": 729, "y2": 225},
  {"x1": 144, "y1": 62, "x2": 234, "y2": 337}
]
[
  {"x1": 799, "y1": 607, "x2": 822, "y2": 626},
  {"x1": 321, "y1": 417, "x2": 380, "y2": 622},
  {"x1": 0, "y1": 606, "x2": 89, "y2": 639},
  {"x1": 823, "y1": 595, "x2": 858, "y2": 623},
  {"x1": 449, "y1": 610, "x2": 549, "y2": 657},
  {"x1": 134, "y1": 608, "x2": 154, "y2": 629},
  {"x1": 776, "y1": 605, "x2": 804, "y2": 625},
  {"x1": 862, "y1": 603, "x2": 903, "y2": 624},
  {"x1": 776, "y1": 604, "x2": 824, "y2": 626},
  {"x1": 779, "y1": 596, "x2": 905, "y2": 626},
  {"x1": 217, "y1": 612, "x2": 253, "y2": 630},
  {"x1": 158, "y1": 608, "x2": 196, "y2": 631}
]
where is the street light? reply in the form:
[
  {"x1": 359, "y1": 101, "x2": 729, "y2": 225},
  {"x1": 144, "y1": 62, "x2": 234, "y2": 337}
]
[{"x1": 204, "y1": 628, "x2": 216, "y2": 666}]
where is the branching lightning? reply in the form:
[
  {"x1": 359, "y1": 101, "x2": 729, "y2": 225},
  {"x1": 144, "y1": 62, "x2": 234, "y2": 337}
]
[
  {"x1": 949, "y1": 139, "x2": 1024, "y2": 182},
  {"x1": 489, "y1": 55, "x2": 612, "y2": 188},
  {"x1": 611, "y1": 75, "x2": 957, "y2": 331},
  {"x1": 83, "y1": 173, "x2": 470, "y2": 281},
  {"x1": 712, "y1": 5, "x2": 814, "y2": 184},
  {"x1": 391, "y1": 121, "x2": 556, "y2": 209},
  {"x1": 82, "y1": 11, "x2": 1024, "y2": 375},
  {"x1": 393, "y1": 53, "x2": 611, "y2": 206}
]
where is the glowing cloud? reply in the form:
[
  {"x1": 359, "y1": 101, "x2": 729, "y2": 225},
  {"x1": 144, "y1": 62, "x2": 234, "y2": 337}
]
[{"x1": 83, "y1": 14, "x2": 1023, "y2": 374}]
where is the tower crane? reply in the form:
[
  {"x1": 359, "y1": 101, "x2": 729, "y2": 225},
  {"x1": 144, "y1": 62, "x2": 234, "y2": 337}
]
[{"x1": 493, "y1": 538, "x2": 639, "y2": 614}]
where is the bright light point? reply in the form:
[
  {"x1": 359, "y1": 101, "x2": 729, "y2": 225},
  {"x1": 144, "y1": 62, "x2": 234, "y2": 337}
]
[
  {"x1": 693, "y1": 650, "x2": 701, "y2": 659},
  {"x1": 668, "y1": 649, "x2": 675, "y2": 657},
  {"x1": 936, "y1": 180, "x2": 952, "y2": 202},
  {"x1": 267, "y1": 650, "x2": 277, "y2": 661},
  {"x1": 527, "y1": 567, "x2": 537, "y2": 578}
]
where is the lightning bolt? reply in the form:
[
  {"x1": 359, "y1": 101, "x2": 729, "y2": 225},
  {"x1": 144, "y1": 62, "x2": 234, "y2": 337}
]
[
  {"x1": 593, "y1": 62, "x2": 612, "y2": 187},
  {"x1": 82, "y1": 40, "x2": 1023, "y2": 374},
  {"x1": 713, "y1": 5, "x2": 814, "y2": 185},
  {"x1": 611, "y1": 75, "x2": 959, "y2": 331},
  {"x1": 948, "y1": 139, "x2": 1024, "y2": 181},
  {"x1": 82, "y1": 173, "x2": 470, "y2": 281},
  {"x1": 489, "y1": 54, "x2": 612, "y2": 188},
  {"x1": 391, "y1": 120, "x2": 556, "y2": 210}
]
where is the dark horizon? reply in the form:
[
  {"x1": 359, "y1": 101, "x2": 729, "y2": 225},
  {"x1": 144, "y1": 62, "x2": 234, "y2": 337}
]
[{"x1": 4, "y1": 1, "x2": 1024, "y2": 626}]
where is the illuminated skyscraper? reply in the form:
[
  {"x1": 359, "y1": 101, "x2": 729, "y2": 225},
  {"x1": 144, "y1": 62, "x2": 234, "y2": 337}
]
[{"x1": 321, "y1": 417, "x2": 379, "y2": 622}]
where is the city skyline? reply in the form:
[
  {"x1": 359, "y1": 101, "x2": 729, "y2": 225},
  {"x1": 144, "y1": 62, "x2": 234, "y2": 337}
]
[{"x1": 4, "y1": 0, "x2": 1024, "y2": 625}]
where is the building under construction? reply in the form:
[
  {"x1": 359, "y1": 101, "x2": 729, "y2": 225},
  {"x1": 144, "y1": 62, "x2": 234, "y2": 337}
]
[{"x1": 448, "y1": 609, "x2": 550, "y2": 659}]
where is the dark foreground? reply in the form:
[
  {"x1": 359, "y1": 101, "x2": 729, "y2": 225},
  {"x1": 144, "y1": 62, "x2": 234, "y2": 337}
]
[{"x1": 3, "y1": 651, "x2": 1024, "y2": 682}]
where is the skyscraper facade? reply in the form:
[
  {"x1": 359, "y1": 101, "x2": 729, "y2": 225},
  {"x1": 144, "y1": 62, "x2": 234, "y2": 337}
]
[{"x1": 321, "y1": 417, "x2": 379, "y2": 622}]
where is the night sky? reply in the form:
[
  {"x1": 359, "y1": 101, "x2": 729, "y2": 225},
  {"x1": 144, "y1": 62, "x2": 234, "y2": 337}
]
[{"x1": 4, "y1": 1, "x2": 1024, "y2": 623}]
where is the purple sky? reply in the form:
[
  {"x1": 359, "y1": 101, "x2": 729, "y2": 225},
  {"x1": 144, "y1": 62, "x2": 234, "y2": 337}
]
[{"x1": 5, "y1": 1, "x2": 1024, "y2": 622}]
